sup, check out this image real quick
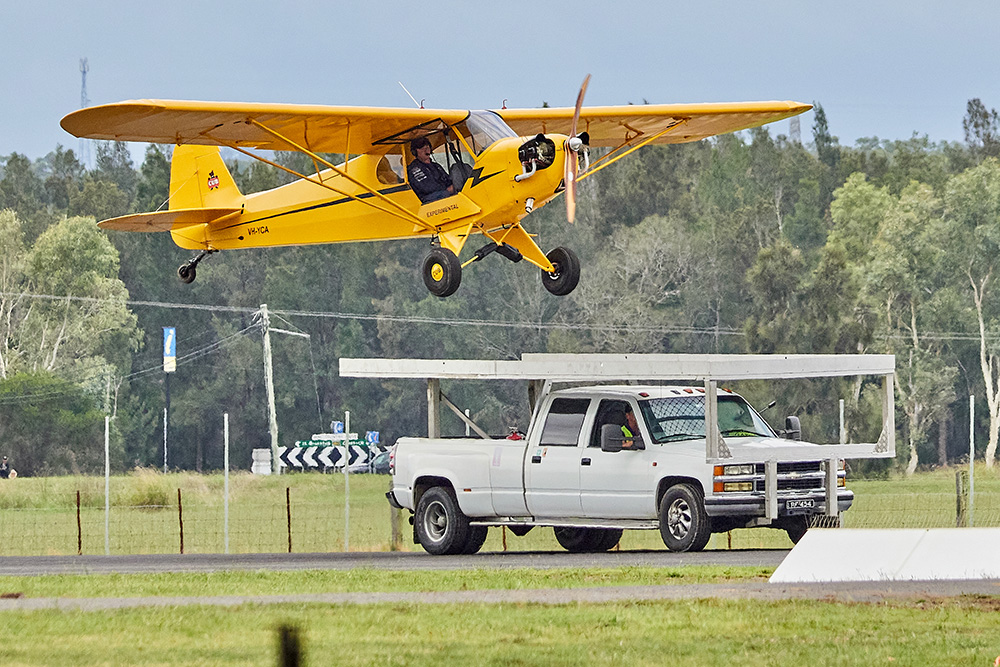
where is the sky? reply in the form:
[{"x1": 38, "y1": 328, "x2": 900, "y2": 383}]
[{"x1": 4, "y1": 0, "x2": 1000, "y2": 165}]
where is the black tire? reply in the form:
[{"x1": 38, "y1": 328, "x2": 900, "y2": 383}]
[
  {"x1": 177, "y1": 263, "x2": 196, "y2": 284},
  {"x1": 659, "y1": 484, "x2": 712, "y2": 552},
  {"x1": 422, "y1": 248, "x2": 462, "y2": 298},
  {"x1": 553, "y1": 527, "x2": 622, "y2": 553},
  {"x1": 783, "y1": 516, "x2": 809, "y2": 544},
  {"x1": 594, "y1": 528, "x2": 623, "y2": 551},
  {"x1": 553, "y1": 526, "x2": 600, "y2": 552},
  {"x1": 414, "y1": 487, "x2": 472, "y2": 555},
  {"x1": 461, "y1": 526, "x2": 488, "y2": 554},
  {"x1": 541, "y1": 246, "x2": 580, "y2": 296}
]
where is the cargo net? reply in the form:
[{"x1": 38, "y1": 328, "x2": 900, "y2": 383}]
[{"x1": 642, "y1": 396, "x2": 707, "y2": 442}]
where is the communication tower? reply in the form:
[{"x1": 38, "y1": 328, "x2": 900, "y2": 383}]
[
  {"x1": 79, "y1": 58, "x2": 91, "y2": 167},
  {"x1": 789, "y1": 116, "x2": 801, "y2": 145}
]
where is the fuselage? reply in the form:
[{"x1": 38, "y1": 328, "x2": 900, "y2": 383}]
[{"x1": 170, "y1": 114, "x2": 573, "y2": 260}]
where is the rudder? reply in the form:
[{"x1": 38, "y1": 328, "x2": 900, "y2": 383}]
[{"x1": 169, "y1": 145, "x2": 243, "y2": 210}]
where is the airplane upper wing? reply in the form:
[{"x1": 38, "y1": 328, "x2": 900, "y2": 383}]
[
  {"x1": 61, "y1": 99, "x2": 810, "y2": 156},
  {"x1": 494, "y1": 101, "x2": 811, "y2": 146},
  {"x1": 61, "y1": 100, "x2": 472, "y2": 155}
]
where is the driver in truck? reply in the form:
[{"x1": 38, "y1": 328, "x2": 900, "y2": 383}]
[{"x1": 621, "y1": 408, "x2": 643, "y2": 449}]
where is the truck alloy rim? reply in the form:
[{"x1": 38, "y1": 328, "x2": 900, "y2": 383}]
[
  {"x1": 667, "y1": 498, "x2": 693, "y2": 538},
  {"x1": 423, "y1": 499, "x2": 449, "y2": 542}
]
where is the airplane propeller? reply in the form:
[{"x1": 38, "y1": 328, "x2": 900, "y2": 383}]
[{"x1": 564, "y1": 74, "x2": 591, "y2": 223}]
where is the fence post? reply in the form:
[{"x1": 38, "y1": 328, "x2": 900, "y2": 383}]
[
  {"x1": 286, "y1": 487, "x2": 292, "y2": 553},
  {"x1": 969, "y1": 394, "x2": 975, "y2": 527},
  {"x1": 76, "y1": 490, "x2": 82, "y2": 556},
  {"x1": 956, "y1": 470, "x2": 969, "y2": 528},
  {"x1": 177, "y1": 488, "x2": 184, "y2": 554},
  {"x1": 224, "y1": 413, "x2": 230, "y2": 555}
]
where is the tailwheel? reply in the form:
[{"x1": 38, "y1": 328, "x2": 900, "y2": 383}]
[
  {"x1": 541, "y1": 246, "x2": 580, "y2": 296},
  {"x1": 422, "y1": 248, "x2": 462, "y2": 298},
  {"x1": 177, "y1": 249, "x2": 216, "y2": 285}
]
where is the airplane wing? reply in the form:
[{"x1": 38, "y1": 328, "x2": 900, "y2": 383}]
[
  {"x1": 62, "y1": 98, "x2": 809, "y2": 155},
  {"x1": 61, "y1": 100, "x2": 471, "y2": 155},
  {"x1": 494, "y1": 101, "x2": 811, "y2": 146}
]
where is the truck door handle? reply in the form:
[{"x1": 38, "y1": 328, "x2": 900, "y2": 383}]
[
  {"x1": 581, "y1": 458, "x2": 591, "y2": 466},
  {"x1": 531, "y1": 455, "x2": 542, "y2": 464}
]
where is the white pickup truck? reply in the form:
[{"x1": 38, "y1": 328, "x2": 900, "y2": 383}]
[{"x1": 387, "y1": 384, "x2": 852, "y2": 555}]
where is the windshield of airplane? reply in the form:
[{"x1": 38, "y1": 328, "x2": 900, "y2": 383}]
[
  {"x1": 458, "y1": 111, "x2": 518, "y2": 155},
  {"x1": 638, "y1": 395, "x2": 777, "y2": 444}
]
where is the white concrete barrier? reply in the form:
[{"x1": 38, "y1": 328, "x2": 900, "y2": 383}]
[{"x1": 770, "y1": 528, "x2": 1000, "y2": 582}]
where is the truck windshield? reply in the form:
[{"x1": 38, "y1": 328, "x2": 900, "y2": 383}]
[{"x1": 638, "y1": 395, "x2": 776, "y2": 444}]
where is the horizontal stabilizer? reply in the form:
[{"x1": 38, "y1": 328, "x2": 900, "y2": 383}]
[{"x1": 97, "y1": 208, "x2": 241, "y2": 232}]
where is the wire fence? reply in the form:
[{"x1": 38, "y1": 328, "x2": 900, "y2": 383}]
[{"x1": 0, "y1": 472, "x2": 999, "y2": 557}]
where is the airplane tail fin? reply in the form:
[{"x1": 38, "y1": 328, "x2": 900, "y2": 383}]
[{"x1": 169, "y1": 145, "x2": 243, "y2": 210}]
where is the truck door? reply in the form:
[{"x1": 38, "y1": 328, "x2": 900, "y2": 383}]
[
  {"x1": 580, "y1": 399, "x2": 655, "y2": 518},
  {"x1": 524, "y1": 397, "x2": 590, "y2": 517}
]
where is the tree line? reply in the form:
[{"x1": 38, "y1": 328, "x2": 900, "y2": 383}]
[{"x1": 3, "y1": 100, "x2": 1000, "y2": 477}]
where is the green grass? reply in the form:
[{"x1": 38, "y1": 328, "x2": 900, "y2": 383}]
[
  {"x1": 1, "y1": 465, "x2": 999, "y2": 556},
  {"x1": 0, "y1": 566, "x2": 771, "y2": 598},
  {"x1": 1, "y1": 596, "x2": 999, "y2": 665}
]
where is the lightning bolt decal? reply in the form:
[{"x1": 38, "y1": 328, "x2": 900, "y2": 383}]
[{"x1": 470, "y1": 167, "x2": 502, "y2": 188}]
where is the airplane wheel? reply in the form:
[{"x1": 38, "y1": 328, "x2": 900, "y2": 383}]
[
  {"x1": 177, "y1": 263, "x2": 196, "y2": 284},
  {"x1": 541, "y1": 246, "x2": 580, "y2": 296},
  {"x1": 422, "y1": 248, "x2": 462, "y2": 298}
]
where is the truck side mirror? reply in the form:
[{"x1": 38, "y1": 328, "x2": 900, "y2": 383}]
[
  {"x1": 600, "y1": 424, "x2": 623, "y2": 452},
  {"x1": 783, "y1": 415, "x2": 801, "y2": 441}
]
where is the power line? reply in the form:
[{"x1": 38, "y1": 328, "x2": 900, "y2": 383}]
[{"x1": 2, "y1": 290, "x2": 997, "y2": 341}]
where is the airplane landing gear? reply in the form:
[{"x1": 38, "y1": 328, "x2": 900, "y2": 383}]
[
  {"x1": 541, "y1": 247, "x2": 580, "y2": 296},
  {"x1": 422, "y1": 248, "x2": 462, "y2": 298},
  {"x1": 177, "y1": 250, "x2": 216, "y2": 285}
]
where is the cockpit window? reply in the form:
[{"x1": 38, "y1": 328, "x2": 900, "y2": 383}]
[{"x1": 455, "y1": 111, "x2": 518, "y2": 155}]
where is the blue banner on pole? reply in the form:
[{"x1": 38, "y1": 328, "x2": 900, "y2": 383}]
[{"x1": 163, "y1": 327, "x2": 176, "y2": 373}]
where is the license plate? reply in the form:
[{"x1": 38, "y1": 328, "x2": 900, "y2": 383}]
[{"x1": 786, "y1": 498, "x2": 815, "y2": 511}]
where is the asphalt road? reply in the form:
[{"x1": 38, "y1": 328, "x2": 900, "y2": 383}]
[
  {"x1": 0, "y1": 548, "x2": 788, "y2": 576},
  {"x1": 2, "y1": 550, "x2": 998, "y2": 612}
]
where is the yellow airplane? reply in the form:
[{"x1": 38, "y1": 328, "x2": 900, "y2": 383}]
[{"x1": 61, "y1": 78, "x2": 809, "y2": 298}]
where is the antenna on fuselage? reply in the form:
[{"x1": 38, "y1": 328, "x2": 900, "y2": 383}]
[{"x1": 398, "y1": 82, "x2": 424, "y2": 108}]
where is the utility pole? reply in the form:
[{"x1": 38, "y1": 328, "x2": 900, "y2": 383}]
[
  {"x1": 260, "y1": 304, "x2": 281, "y2": 475},
  {"x1": 259, "y1": 305, "x2": 311, "y2": 475}
]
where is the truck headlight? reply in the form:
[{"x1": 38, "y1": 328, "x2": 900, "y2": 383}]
[
  {"x1": 713, "y1": 464, "x2": 754, "y2": 476},
  {"x1": 723, "y1": 482, "x2": 754, "y2": 492}
]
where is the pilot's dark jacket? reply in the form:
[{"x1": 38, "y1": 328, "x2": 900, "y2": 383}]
[{"x1": 408, "y1": 158, "x2": 453, "y2": 203}]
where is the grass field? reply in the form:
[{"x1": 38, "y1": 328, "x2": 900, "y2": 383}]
[
  {"x1": 2, "y1": 469, "x2": 1000, "y2": 665},
  {"x1": 0, "y1": 573, "x2": 998, "y2": 665},
  {"x1": 0, "y1": 465, "x2": 999, "y2": 556}
]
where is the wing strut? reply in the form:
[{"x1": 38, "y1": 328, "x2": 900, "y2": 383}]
[
  {"x1": 204, "y1": 124, "x2": 436, "y2": 233},
  {"x1": 579, "y1": 119, "x2": 690, "y2": 182},
  {"x1": 248, "y1": 119, "x2": 434, "y2": 230}
]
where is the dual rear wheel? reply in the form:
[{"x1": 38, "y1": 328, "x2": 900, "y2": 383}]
[{"x1": 414, "y1": 487, "x2": 486, "y2": 555}]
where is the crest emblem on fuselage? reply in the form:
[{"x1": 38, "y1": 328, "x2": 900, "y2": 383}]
[{"x1": 207, "y1": 171, "x2": 220, "y2": 190}]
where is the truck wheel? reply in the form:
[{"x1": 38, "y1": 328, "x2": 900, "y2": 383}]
[
  {"x1": 659, "y1": 484, "x2": 711, "y2": 552},
  {"x1": 553, "y1": 527, "x2": 600, "y2": 552},
  {"x1": 414, "y1": 487, "x2": 472, "y2": 555},
  {"x1": 594, "y1": 528, "x2": 623, "y2": 551},
  {"x1": 784, "y1": 517, "x2": 809, "y2": 544},
  {"x1": 461, "y1": 526, "x2": 488, "y2": 555}
]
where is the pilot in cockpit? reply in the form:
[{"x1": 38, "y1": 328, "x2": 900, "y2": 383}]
[{"x1": 407, "y1": 136, "x2": 455, "y2": 204}]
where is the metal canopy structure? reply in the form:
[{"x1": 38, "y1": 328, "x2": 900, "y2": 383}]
[{"x1": 338, "y1": 353, "x2": 896, "y2": 465}]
